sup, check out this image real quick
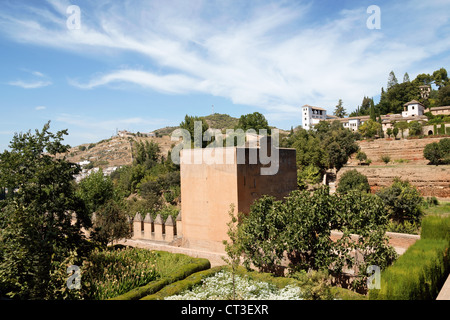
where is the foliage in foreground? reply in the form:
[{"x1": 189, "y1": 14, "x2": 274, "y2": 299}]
[
  {"x1": 238, "y1": 186, "x2": 397, "y2": 292},
  {"x1": 0, "y1": 122, "x2": 91, "y2": 299},
  {"x1": 165, "y1": 270, "x2": 304, "y2": 300}
]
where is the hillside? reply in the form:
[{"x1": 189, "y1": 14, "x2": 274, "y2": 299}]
[
  {"x1": 65, "y1": 135, "x2": 174, "y2": 169},
  {"x1": 339, "y1": 136, "x2": 450, "y2": 199},
  {"x1": 65, "y1": 113, "x2": 287, "y2": 169}
]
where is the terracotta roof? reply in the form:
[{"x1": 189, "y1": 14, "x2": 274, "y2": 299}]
[
  {"x1": 302, "y1": 105, "x2": 326, "y2": 111},
  {"x1": 430, "y1": 106, "x2": 450, "y2": 111},
  {"x1": 404, "y1": 100, "x2": 423, "y2": 106}
]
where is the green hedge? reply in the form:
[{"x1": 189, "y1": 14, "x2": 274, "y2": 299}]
[
  {"x1": 141, "y1": 266, "x2": 365, "y2": 300},
  {"x1": 141, "y1": 266, "x2": 223, "y2": 300},
  {"x1": 109, "y1": 256, "x2": 211, "y2": 300},
  {"x1": 369, "y1": 215, "x2": 450, "y2": 300},
  {"x1": 421, "y1": 215, "x2": 450, "y2": 242}
]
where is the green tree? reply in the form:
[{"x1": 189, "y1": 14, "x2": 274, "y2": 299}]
[
  {"x1": 0, "y1": 122, "x2": 91, "y2": 299},
  {"x1": 359, "y1": 119, "x2": 381, "y2": 138},
  {"x1": 222, "y1": 204, "x2": 243, "y2": 300},
  {"x1": 337, "y1": 170, "x2": 370, "y2": 194},
  {"x1": 235, "y1": 112, "x2": 270, "y2": 134},
  {"x1": 423, "y1": 138, "x2": 450, "y2": 165},
  {"x1": 386, "y1": 128, "x2": 393, "y2": 138},
  {"x1": 239, "y1": 187, "x2": 396, "y2": 283},
  {"x1": 432, "y1": 68, "x2": 449, "y2": 89},
  {"x1": 77, "y1": 169, "x2": 114, "y2": 214},
  {"x1": 392, "y1": 126, "x2": 399, "y2": 139},
  {"x1": 333, "y1": 99, "x2": 347, "y2": 118},
  {"x1": 403, "y1": 72, "x2": 410, "y2": 83},
  {"x1": 387, "y1": 71, "x2": 398, "y2": 89},
  {"x1": 179, "y1": 115, "x2": 210, "y2": 148},
  {"x1": 90, "y1": 199, "x2": 131, "y2": 247},
  {"x1": 376, "y1": 178, "x2": 423, "y2": 224},
  {"x1": 423, "y1": 142, "x2": 442, "y2": 165},
  {"x1": 394, "y1": 121, "x2": 409, "y2": 138},
  {"x1": 408, "y1": 121, "x2": 423, "y2": 136},
  {"x1": 438, "y1": 84, "x2": 450, "y2": 106},
  {"x1": 133, "y1": 140, "x2": 161, "y2": 168}
]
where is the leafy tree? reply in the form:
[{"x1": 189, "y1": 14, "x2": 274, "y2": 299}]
[
  {"x1": 386, "y1": 128, "x2": 393, "y2": 138},
  {"x1": 423, "y1": 138, "x2": 450, "y2": 165},
  {"x1": 333, "y1": 99, "x2": 347, "y2": 118},
  {"x1": 359, "y1": 119, "x2": 381, "y2": 138},
  {"x1": 423, "y1": 142, "x2": 442, "y2": 165},
  {"x1": 179, "y1": 114, "x2": 209, "y2": 148},
  {"x1": 222, "y1": 204, "x2": 243, "y2": 299},
  {"x1": 235, "y1": 112, "x2": 270, "y2": 134},
  {"x1": 408, "y1": 121, "x2": 423, "y2": 136},
  {"x1": 432, "y1": 68, "x2": 449, "y2": 89},
  {"x1": 133, "y1": 140, "x2": 160, "y2": 168},
  {"x1": 356, "y1": 151, "x2": 368, "y2": 164},
  {"x1": 387, "y1": 71, "x2": 398, "y2": 89},
  {"x1": 376, "y1": 178, "x2": 423, "y2": 224},
  {"x1": 239, "y1": 187, "x2": 397, "y2": 285},
  {"x1": 77, "y1": 169, "x2": 114, "y2": 214},
  {"x1": 392, "y1": 126, "x2": 399, "y2": 139},
  {"x1": 394, "y1": 121, "x2": 409, "y2": 138},
  {"x1": 0, "y1": 122, "x2": 91, "y2": 299},
  {"x1": 337, "y1": 170, "x2": 370, "y2": 194},
  {"x1": 438, "y1": 84, "x2": 450, "y2": 106},
  {"x1": 403, "y1": 72, "x2": 410, "y2": 83},
  {"x1": 297, "y1": 165, "x2": 322, "y2": 190},
  {"x1": 90, "y1": 199, "x2": 131, "y2": 247}
]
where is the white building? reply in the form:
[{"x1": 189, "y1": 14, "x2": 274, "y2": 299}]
[
  {"x1": 402, "y1": 100, "x2": 425, "y2": 118},
  {"x1": 302, "y1": 105, "x2": 329, "y2": 130}
]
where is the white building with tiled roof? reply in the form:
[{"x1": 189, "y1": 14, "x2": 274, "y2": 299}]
[{"x1": 302, "y1": 105, "x2": 337, "y2": 130}]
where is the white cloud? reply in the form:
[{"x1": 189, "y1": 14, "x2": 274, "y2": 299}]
[
  {"x1": 8, "y1": 80, "x2": 52, "y2": 89},
  {"x1": 35, "y1": 106, "x2": 47, "y2": 111},
  {"x1": 1, "y1": 0, "x2": 450, "y2": 119}
]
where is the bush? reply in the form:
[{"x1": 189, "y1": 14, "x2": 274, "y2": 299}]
[
  {"x1": 370, "y1": 215, "x2": 450, "y2": 300},
  {"x1": 380, "y1": 155, "x2": 391, "y2": 164},
  {"x1": 369, "y1": 239, "x2": 449, "y2": 300},
  {"x1": 423, "y1": 138, "x2": 450, "y2": 164},
  {"x1": 337, "y1": 169, "x2": 370, "y2": 194},
  {"x1": 421, "y1": 215, "x2": 450, "y2": 243},
  {"x1": 376, "y1": 178, "x2": 423, "y2": 224},
  {"x1": 110, "y1": 254, "x2": 211, "y2": 300}
]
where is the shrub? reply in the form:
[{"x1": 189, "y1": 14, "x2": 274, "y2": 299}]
[
  {"x1": 376, "y1": 178, "x2": 423, "y2": 224},
  {"x1": 110, "y1": 254, "x2": 211, "y2": 300},
  {"x1": 423, "y1": 138, "x2": 450, "y2": 164},
  {"x1": 369, "y1": 239, "x2": 449, "y2": 300},
  {"x1": 421, "y1": 215, "x2": 450, "y2": 243},
  {"x1": 380, "y1": 155, "x2": 391, "y2": 164},
  {"x1": 337, "y1": 169, "x2": 370, "y2": 194}
]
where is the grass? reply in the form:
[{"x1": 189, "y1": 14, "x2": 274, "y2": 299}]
[
  {"x1": 80, "y1": 247, "x2": 198, "y2": 300},
  {"x1": 423, "y1": 201, "x2": 450, "y2": 217}
]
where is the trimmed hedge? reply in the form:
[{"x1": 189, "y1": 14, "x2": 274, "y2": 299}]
[
  {"x1": 109, "y1": 255, "x2": 211, "y2": 300},
  {"x1": 141, "y1": 266, "x2": 365, "y2": 300},
  {"x1": 369, "y1": 215, "x2": 450, "y2": 300},
  {"x1": 421, "y1": 215, "x2": 450, "y2": 242},
  {"x1": 141, "y1": 266, "x2": 223, "y2": 300}
]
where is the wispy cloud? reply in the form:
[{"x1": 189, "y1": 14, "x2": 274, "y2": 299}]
[
  {"x1": 8, "y1": 68, "x2": 52, "y2": 89},
  {"x1": 35, "y1": 106, "x2": 47, "y2": 111},
  {"x1": 8, "y1": 80, "x2": 52, "y2": 89},
  {"x1": 1, "y1": 0, "x2": 449, "y2": 118}
]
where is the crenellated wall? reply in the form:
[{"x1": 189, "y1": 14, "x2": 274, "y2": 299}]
[{"x1": 131, "y1": 212, "x2": 182, "y2": 243}]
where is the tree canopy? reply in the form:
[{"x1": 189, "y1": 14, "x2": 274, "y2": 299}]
[{"x1": 0, "y1": 122, "x2": 91, "y2": 299}]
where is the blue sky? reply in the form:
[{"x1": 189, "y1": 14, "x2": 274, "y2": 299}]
[{"x1": 0, "y1": 0, "x2": 449, "y2": 151}]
